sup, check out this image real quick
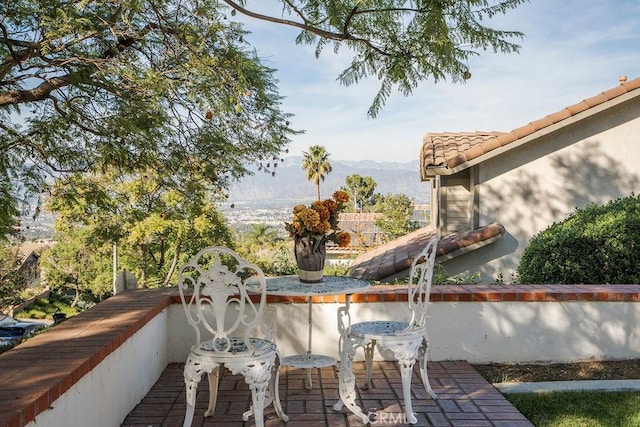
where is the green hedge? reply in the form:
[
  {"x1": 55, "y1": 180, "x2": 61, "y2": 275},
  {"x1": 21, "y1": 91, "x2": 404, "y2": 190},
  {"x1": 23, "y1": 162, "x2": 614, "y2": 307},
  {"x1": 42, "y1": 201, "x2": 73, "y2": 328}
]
[{"x1": 517, "y1": 194, "x2": 640, "y2": 284}]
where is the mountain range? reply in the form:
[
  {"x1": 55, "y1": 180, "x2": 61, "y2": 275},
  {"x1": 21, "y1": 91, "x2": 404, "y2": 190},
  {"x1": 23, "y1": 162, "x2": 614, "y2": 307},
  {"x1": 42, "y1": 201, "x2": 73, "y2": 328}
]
[{"x1": 228, "y1": 156, "x2": 431, "y2": 205}]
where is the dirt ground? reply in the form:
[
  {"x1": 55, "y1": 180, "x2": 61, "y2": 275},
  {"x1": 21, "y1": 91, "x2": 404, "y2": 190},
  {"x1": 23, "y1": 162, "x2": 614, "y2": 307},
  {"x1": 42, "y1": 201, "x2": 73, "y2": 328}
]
[{"x1": 472, "y1": 359, "x2": 640, "y2": 383}]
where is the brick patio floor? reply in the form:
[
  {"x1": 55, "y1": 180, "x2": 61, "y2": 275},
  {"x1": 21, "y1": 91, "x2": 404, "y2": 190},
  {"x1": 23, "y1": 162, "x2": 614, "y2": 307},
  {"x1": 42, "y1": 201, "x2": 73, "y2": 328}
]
[{"x1": 122, "y1": 360, "x2": 532, "y2": 427}]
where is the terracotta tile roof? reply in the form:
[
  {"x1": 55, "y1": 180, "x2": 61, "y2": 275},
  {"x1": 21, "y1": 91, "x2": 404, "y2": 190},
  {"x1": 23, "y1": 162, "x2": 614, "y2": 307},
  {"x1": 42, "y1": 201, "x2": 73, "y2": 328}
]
[
  {"x1": 349, "y1": 222, "x2": 505, "y2": 281},
  {"x1": 337, "y1": 212, "x2": 384, "y2": 247},
  {"x1": 349, "y1": 227, "x2": 436, "y2": 281},
  {"x1": 420, "y1": 76, "x2": 640, "y2": 179}
]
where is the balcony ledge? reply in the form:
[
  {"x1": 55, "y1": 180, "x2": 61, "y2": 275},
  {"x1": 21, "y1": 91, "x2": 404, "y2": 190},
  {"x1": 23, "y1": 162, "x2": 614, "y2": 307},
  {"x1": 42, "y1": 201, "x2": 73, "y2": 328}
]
[{"x1": 1, "y1": 284, "x2": 639, "y2": 427}]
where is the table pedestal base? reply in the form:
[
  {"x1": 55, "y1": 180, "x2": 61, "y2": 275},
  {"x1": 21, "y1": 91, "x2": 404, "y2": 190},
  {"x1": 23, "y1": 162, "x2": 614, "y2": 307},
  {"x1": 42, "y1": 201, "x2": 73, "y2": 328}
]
[{"x1": 281, "y1": 352, "x2": 337, "y2": 389}]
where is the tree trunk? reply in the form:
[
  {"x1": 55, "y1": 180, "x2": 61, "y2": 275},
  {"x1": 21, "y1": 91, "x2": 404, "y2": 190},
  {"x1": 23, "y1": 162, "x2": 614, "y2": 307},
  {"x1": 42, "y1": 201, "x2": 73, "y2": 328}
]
[
  {"x1": 71, "y1": 278, "x2": 80, "y2": 308},
  {"x1": 162, "y1": 241, "x2": 181, "y2": 287}
]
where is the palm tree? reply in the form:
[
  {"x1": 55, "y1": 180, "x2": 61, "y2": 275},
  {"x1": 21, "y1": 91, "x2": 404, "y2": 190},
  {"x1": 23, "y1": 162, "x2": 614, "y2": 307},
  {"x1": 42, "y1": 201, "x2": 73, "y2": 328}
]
[
  {"x1": 301, "y1": 145, "x2": 332, "y2": 200},
  {"x1": 244, "y1": 223, "x2": 277, "y2": 258}
]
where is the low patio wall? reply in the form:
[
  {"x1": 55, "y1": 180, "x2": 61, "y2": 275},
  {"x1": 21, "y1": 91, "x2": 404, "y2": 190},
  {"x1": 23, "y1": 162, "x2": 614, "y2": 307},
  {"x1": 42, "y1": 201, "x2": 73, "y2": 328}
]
[
  {"x1": 0, "y1": 289, "x2": 174, "y2": 427},
  {"x1": 26, "y1": 311, "x2": 168, "y2": 427},
  {"x1": 168, "y1": 284, "x2": 640, "y2": 364},
  {"x1": 0, "y1": 284, "x2": 638, "y2": 427},
  {"x1": 354, "y1": 298, "x2": 640, "y2": 363},
  {"x1": 9, "y1": 289, "x2": 51, "y2": 317}
]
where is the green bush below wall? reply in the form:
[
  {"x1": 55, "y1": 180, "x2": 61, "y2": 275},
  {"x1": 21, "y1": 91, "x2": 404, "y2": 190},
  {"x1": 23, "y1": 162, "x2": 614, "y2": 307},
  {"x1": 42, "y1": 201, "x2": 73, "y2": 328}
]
[{"x1": 518, "y1": 194, "x2": 640, "y2": 284}]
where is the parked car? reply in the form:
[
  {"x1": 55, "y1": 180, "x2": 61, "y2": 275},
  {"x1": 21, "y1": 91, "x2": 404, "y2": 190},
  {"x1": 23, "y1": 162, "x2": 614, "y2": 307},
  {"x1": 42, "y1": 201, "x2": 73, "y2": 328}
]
[
  {"x1": 0, "y1": 327, "x2": 26, "y2": 347},
  {"x1": 0, "y1": 315, "x2": 44, "y2": 347}
]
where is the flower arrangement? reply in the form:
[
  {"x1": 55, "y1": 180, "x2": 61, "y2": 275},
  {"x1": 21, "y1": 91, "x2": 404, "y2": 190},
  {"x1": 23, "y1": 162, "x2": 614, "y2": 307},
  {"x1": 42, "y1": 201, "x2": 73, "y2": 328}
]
[{"x1": 285, "y1": 190, "x2": 351, "y2": 247}]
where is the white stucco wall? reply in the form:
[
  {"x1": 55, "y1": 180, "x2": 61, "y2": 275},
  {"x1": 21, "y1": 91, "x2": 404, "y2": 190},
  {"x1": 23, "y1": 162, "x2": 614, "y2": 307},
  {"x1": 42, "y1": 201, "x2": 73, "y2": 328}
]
[
  {"x1": 31, "y1": 298, "x2": 638, "y2": 427},
  {"x1": 27, "y1": 310, "x2": 169, "y2": 427},
  {"x1": 168, "y1": 300, "x2": 640, "y2": 365},
  {"x1": 442, "y1": 96, "x2": 640, "y2": 282}
]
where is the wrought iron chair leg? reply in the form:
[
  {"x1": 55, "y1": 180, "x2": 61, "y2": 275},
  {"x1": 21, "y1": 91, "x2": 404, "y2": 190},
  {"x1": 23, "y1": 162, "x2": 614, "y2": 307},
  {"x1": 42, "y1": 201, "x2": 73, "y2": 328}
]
[
  {"x1": 272, "y1": 360, "x2": 289, "y2": 422},
  {"x1": 398, "y1": 358, "x2": 418, "y2": 424},
  {"x1": 182, "y1": 402, "x2": 195, "y2": 427},
  {"x1": 335, "y1": 336, "x2": 371, "y2": 424},
  {"x1": 249, "y1": 384, "x2": 267, "y2": 427},
  {"x1": 418, "y1": 338, "x2": 438, "y2": 399},
  {"x1": 363, "y1": 340, "x2": 376, "y2": 389},
  {"x1": 204, "y1": 367, "x2": 220, "y2": 417},
  {"x1": 183, "y1": 356, "x2": 204, "y2": 427}
]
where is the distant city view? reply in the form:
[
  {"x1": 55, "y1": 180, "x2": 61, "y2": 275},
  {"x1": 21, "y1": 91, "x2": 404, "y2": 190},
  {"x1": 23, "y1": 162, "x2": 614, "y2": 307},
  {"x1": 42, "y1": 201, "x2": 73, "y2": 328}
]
[
  {"x1": 20, "y1": 199, "x2": 430, "y2": 243},
  {"x1": 17, "y1": 212, "x2": 56, "y2": 242},
  {"x1": 220, "y1": 199, "x2": 431, "y2": 238},
  {"x1": 220, "y1": 199, "x2": 309, "y2": 236},
  {"x1": 18, "y1": 157, "x2": 432, "y2": 241}
]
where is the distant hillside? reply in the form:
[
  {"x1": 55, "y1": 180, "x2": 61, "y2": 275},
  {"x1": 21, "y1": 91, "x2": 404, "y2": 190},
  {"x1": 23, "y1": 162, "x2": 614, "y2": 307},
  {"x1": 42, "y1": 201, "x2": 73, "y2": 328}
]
[{"x1": 228, "y1": 157, "x2": 431, "y2": 203}]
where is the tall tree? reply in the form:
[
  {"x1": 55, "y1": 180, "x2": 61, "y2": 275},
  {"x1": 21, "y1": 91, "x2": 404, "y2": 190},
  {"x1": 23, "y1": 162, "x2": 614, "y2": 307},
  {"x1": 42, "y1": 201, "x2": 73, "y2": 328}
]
[
  {"x1": 302, "y1": 145, "x2": 332, "y2": 200},
  {"x1": 0, "y1": 0, "x2": 296, "y2": 240},
  {"x1": 342, "y1": 174, "x2": 377, "y2": 212},
  {"x1": 373, "y1": 193, "x2": 418, "y2": 241},
  {"x1": 45, "y1": 167, "x2": 235, "y2": 289},
  {"x1": 1, "y1": 0, "x2": 526, "y2": 239}
]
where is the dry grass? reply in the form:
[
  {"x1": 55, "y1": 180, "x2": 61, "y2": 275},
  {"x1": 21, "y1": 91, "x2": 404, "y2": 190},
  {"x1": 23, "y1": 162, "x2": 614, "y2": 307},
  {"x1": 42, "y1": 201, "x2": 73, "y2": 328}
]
[{"x1": 473, "y1": 359, "x2": 640, "y2": 383}]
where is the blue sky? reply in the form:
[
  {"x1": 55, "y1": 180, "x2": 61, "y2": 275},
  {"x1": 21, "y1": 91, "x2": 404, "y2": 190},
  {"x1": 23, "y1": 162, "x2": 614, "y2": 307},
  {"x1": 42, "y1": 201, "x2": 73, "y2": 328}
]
[{"x1": 238, "y1": 0, "x2": 640, "y2": 163}]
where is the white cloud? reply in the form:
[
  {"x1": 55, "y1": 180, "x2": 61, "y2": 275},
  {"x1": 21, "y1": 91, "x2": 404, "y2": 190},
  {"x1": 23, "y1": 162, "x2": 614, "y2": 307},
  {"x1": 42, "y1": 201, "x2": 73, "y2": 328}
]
[{"x1": 237, "y1": 0, "x2": 640, "y2": 162}]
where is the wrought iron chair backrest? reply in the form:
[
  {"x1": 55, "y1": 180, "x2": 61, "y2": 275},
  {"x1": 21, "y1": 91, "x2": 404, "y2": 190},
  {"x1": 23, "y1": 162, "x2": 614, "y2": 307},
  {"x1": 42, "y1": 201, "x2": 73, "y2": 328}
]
[
  {"x1": 407, "y1": 237, "x2": 438, "y2": 329},
  {"x1": 178, "y1": 246, "x2": 268, "y2": 354}
]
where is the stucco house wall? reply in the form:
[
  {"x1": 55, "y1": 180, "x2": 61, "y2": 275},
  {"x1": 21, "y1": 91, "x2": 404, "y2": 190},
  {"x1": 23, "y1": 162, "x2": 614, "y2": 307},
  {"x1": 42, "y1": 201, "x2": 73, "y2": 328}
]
[{"x1": 427, "y1": 82, "x2": 640, "y2": 283}]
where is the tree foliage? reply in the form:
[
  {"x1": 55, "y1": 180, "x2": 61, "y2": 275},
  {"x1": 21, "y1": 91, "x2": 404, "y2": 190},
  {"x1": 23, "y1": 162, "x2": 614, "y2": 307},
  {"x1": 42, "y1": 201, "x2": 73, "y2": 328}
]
[
  {"x1": 518, "y1": 195, "x2": 640, "y2": 284},
  {"x1": 1, "y1": 0, "x2": 296, "y2": 239},
  {"x1": 45, "y1": 167, "x2": 235, "y2": 292},
  {"x1": 40, "y1": 229, "x2": 112, "y2": 304},
  {"x1": 0, "y1": 244, "x2": 27, "y2": 310},
  {"x1": 1, "y1": 0, "x2": 526, "y2": 240},
  {"x1": 0, "y1": 183, "x2": 19, "y2": 240},
  {"x1": 302, "y1": 145, "x2": 332, "y2": 200},
  {"x1": 235, "y1": 223, "x2": 296, "y2": 276},
  {"x1": 373, "y1": 193, "x2": 418, "y2": 241},
  {"x1": 225, "y1": 0, "x2": 525, "y2": 117},
  {"x1": 238, "y1": 223, "x2": 279, "y2": 258},
  {"x1": 342, "y1": 174, "x2": 377, "y2": 212}
]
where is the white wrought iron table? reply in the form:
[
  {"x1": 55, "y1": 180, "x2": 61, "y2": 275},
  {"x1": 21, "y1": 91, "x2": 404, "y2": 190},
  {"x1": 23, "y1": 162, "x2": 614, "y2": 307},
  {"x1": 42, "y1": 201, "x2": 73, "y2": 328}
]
[{"x1": 260, "y1": 275, "x2": 370, "y2": 390}]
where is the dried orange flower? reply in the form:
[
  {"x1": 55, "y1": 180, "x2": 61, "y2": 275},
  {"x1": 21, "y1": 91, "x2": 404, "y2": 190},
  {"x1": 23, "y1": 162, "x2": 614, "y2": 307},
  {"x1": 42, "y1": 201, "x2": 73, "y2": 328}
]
[
  {"x1": 284, "y1": 191, "x2": 351, "y2": 247},
  {"x1": 333, "y1": 190, "x2": 349, "y2": 204},
  {"x1": 336, "y1": 231, "x2": 351, "y2": 247}
]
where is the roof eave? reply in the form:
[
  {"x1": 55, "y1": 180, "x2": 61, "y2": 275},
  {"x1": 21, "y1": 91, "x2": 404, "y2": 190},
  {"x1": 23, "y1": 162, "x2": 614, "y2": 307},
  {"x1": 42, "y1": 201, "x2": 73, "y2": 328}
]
[
  {"x1": 424, "y1": 88, "x2": 640, "y2": 177},
  {"x1": 423, "y1": 165, "x2": 451, "y2": 177}
]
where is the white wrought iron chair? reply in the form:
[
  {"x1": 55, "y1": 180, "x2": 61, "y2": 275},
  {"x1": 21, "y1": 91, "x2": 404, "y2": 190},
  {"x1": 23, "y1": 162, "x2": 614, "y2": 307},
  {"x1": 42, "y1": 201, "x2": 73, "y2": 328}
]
[
  {"x1": 177, "y1": 246, "x2": 287, "y2": 427},
  {"x1": 337, "y1": 237, "x2": 438, "y2": 424}
]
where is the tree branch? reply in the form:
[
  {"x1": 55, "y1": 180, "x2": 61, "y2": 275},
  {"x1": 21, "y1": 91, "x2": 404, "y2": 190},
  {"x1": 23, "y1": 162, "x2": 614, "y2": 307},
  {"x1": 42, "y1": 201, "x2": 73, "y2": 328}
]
[
  {"x1": 222, "y1": 0, "x2": 392, "y2": 57},
  {"x1": 222, "y1": 0, "x2": 349, "y2": 41},
  {"x1": 0, "y1": 75, "x2": 71, "y2": 106}
]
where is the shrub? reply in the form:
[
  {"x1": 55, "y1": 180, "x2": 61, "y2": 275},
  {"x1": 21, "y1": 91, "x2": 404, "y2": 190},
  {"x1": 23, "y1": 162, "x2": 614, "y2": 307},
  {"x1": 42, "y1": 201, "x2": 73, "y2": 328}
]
[
  {"x1": 433, "y1": 264, "x2": 482, "y2": 285},
  {"x1": 325, "y1": 262, "x2": 351, "y2": 277},
  {"x1": 14, "y1": 292, "x2": 83, "y2": 320},
  {"x1": 518, "y1": 194, "x2": 640, "y2": 284},
  {"x1": 35, "y1": 298, "x2": 50, "y2": 307},
  {"x1": 20, "y1": 309, "x2": 47, "y2": 319}
]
